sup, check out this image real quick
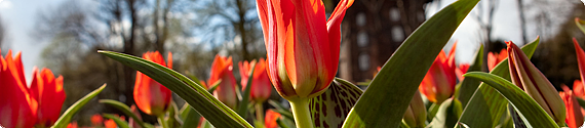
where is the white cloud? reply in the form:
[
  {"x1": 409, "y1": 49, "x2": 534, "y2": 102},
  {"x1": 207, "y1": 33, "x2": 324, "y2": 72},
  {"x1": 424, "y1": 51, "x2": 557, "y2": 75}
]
[{"x1": 0, "y1": 0, "x2": 12, "y2": 10}]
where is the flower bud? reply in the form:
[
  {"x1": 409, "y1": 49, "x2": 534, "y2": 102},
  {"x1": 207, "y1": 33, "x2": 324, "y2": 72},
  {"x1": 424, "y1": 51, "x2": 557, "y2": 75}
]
[{"x1": 134, "y1": 51, "x2": 173, "y2": 116}]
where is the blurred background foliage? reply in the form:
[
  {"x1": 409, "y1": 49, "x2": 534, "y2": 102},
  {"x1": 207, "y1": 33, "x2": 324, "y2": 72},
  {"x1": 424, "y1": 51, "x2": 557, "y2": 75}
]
[{"x1": 1, "y1": 0, "x2": 585, "y2": 126}]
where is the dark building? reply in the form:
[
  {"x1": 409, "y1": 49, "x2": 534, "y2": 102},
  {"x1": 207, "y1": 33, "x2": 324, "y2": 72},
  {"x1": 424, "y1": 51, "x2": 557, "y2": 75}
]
[{"x1": 335, "y1": 0, "x2": 434, "y2": 83}]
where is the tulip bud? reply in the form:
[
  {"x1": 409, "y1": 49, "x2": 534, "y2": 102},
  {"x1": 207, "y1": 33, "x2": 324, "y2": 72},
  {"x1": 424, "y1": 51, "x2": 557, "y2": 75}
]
[
  {"x1": 239, "y1": 59, "x2": 272, "y2": 103},
  {"x1": 419, "y1": 43, "x2": 457, "y2": 104},
  {"x1": 257, "y1": 0, "x2": 353, "y2": 100},
  {"x1": 560, "y1": 85, "x2": 584, "y2": 128},
  {"x1": 0, "y1": 50, "x2": 38, "y2": 128},
  {"x1": 30, "y1": 67, "x2": 66, "y2": 127},
  {"x1": 208, "y1": 55, "x2": 238, "y2": 109},
  {"x1": 507, "y1": 41, "x2": 566, "y2": 124},
  {"x1": 134, "y1": 51, "x2": 173, "y2": 116},
  {"x1": 402, "y1": 90, "x2": 427, "y2": 128}
]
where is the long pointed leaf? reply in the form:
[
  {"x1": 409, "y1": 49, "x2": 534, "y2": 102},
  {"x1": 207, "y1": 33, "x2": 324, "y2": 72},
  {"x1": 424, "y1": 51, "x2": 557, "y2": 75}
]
[
  {"x1": 99, "y1": 51, "x2": 252, "y2": 128},
  {"x1": 463, "y1": 72, "x2": 559, "y2": 127},
  {"x1": 237, "y1": 63, "x2": 257, "y2": 117},
  {"x1": 341, "y1": 0, "x2": 479, "y2": 127},
  {"x1": 458, "y1": 37, "x2": 539, "y2": 127},
  {"x1": 457, "y1": 45, "x2": 483, "y2": 106},
  {"x1": 52, "y1": 84, "x2": 106, "y2": 128}
]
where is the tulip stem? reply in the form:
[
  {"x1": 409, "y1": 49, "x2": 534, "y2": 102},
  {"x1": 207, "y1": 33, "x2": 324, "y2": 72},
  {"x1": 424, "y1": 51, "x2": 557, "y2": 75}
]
[
  {"x1": 158, "y1": 115, "x2": 169, "y2": 128},
  {"x1": 289, "y1": 98, "x2": 314, "y2": 128},
  {"x1": 256, "y1": 103, "x2": 264, "y2": 122}
]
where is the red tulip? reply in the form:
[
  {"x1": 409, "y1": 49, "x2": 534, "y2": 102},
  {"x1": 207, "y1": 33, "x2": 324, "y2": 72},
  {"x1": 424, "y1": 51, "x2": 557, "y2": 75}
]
[
  {"x1": 487, "y1": 48, "x2": 508, "y2": 71},
  {"x1": 507, "y1": 41, "x2": 566, "y2": 123},
  {"x1": 574, "y1": 38, "x2": 585, "y2": 97},
  {"x1": 0, "y1": 50, "x2": 38, "y2": 128},
  {"x1": 134, "y1": 51, "x2": 173, "y2": 116},
  {"x1": 91, "y1": 114, "x2": 104, "y2": 126},
  {"x1": 208, "y1": 55, "x2": 238, "y2": 109},
  {"x1": 561, "y1": 85, "x2": 584, "y2": 128},
  {"x1": 574, "y1": 80, "x2": 585, "y2": 99},
  {"x1": 265, "y1": 109, "x2": 282, "y2": 128},
  {"x1": 66, "y1": 122, "x2": 78, "y2": 128},
  {"x1": 455, "y1": 63, "x2": 469, "y2": 81},
  {"x1": 256, "y1": 0, "x2": 353, "y2": 100},
  {"x1": 419, "y1": 43, "x2": 457, "y2": 104},
  {"x1": 239, "y1": 59, "x2": 272, "y2": 103},
  {"x1": 30, "y1": 67, "x2": 66, "y2": 127}
]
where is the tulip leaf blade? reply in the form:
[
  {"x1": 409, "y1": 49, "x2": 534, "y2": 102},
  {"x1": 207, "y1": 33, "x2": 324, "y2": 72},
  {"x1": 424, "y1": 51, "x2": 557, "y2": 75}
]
[
  {"x1": 341, "y1": 0, "x2": 479, "y2": 127},
  {"x1": 310, "y1": 78, "x2": 363, "y2": 128},
  {"x1": 237, "y1": 63, "x2": 257, "y2": 117},
  {"x1": 428, "y1": 98, "x2": 462, "y2": 128},
  {"x1": 99, "y1": 51, "x2": 253, "y2": 128},
  {"x1": 458, "y1": 37, "x2": 540, "y2": 127},
  {"x1": 99, "y1": 99, "x2": 149, "y2": 128},
  {"x1": 457, "y1": 45, "x2": 483, "y2": 107},
  {"x1": 181, "y1": 105, "x2": 202, "y2": 128},
  {"x1": 463, "y1": 72, "x2": 559, "y2": 128},
  {"x1": 103, "y1": 113, "x2": 131, "y2": 128},
  {"x1": 52, "y1": 84, "x2": 106, "y2": 128}
]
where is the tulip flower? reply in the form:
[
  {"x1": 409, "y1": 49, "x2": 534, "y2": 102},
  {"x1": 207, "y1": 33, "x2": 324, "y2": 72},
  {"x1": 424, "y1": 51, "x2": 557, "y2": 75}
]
[
  {"x1": 487, "y1": 48, "x2": 508, "y2": 71},
  {"x1": 560, "y1": 85, "x2": 584, "y2": 128},
  {"x1": 257, "y1": 0, "x2": 353, "y2": 126},
  {"x1": 573, "y1": 80, "x2": 585, "y2": 99},
  {"x1": 455, "y1": 63, "x2": 469, "y2": 81},
  {"x1": 208, "y1": 55, "x2": 238, "y2": 109},
  {"x1": 30, "y1": 67, "x2": 66, "y2": 127},
  {"x1": 239, "y1": 58, "x2": 272, "y2": 103},
  {"x1": 0, "y1": 50, "x2": 38, "y2": 128},
  {"x1": 507, "y1": 41, "x2": 566, "y2": 124},
  {"x1": 574, "y1": 38, "x2": 585, "y2": 96},
  {"x1": 134, "y1": 51, "x2": 173, "y2": 116},
  {"x1": 67, "y1": 122, "x2": 78, "y2": 128},
  {"x1": 91, "y1": 114, "x2": 104, "y2": 126},
  {"x1": 129, "y1": 105, "x2": 143, "y2": 128},
  {"x1": 402, "y1": 90, "x2": 427, "y2": 128},
  {"x1": 265, "y1": 109, "x2": 282, "y2": 128},
  {"x1": 105, "y1": 119, "x2": 117, "y2": 128},
  {"x1": 419, "y1": 43, "x2": 458, "y2": 104}
]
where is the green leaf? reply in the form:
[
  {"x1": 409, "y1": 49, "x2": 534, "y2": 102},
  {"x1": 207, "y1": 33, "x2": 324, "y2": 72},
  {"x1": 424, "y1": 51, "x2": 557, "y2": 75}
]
[
  {"x1": 463, "y1": 72, "x2": 559, "y2": 128},
  {"x1": 577, "y1": 97, "x2": 585, "y2": 109},
  {"x1": 237, "y1": 63, "x2": 257, "y2": 117},
  {"x1": 458, "y1": 37, "x2": 540, "y2": 127},
  {"x1": 310, "y1": 78, "x2": 363, "y2": 128},
  {"x1": 103, "y1": 113, "x2": 131, "y2": 128},
  {"x1": 99, "y1": 99, "x2": 149, "y2": 128},
  {"x1": 429, "y1": 98, "x2": 462, "y2": 128},
  {"x1": 181, "y1": 105, "x2": 202, "y2": 128},
  {"x1": 457, "y1": 45, "x2": 483, "y2": 107},
  {"x1": 99, "y1": 51, "x2": 252, "y2": 128},
  {"x1": 51, "y1": 84, "x2": 106, "y2": 128},
  {"x1": 341, "y1": 0, "x2": 479, "y2": 127}
]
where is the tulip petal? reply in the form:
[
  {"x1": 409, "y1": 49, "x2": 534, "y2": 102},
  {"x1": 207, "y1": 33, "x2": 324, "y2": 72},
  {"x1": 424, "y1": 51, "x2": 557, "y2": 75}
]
[{"x1": 573, "y1": 38, "x2": 585, "y2": 96}]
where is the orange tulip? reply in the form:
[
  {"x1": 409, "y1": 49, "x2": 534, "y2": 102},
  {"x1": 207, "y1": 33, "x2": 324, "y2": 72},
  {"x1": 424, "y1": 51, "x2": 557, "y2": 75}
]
[
  {"x1": 208, "y1": 55, "x2": 238, "y2": 109},
  {"x1": 105, "y1": 119, "x2": 117, "y2": 128},
  {"x1": 30, "y1": 67, "x2": 66, "y2": 127},
  {"x1": 0, "y1": 50, "x2": 38, "y2": 128},
  {"x1": 257, "y1": 0, "x2": 353, "y2": 100},
  {"x1": 507, "y1": 41, "x2": 566, "y2": 123},
  {"x1": 419, "y1": 43, "x2": 458, "y2": 104},
  {"x1": 574, "y1": 80, "x2": 585, "y2": 99},
  {"x1": 134, "y1": 51, "x2": 173, "y2": 116},
  {"x1": 561, "y1": 85, "x2": 584, "y2": 128},
  {"x1": 265, "y1": 109, "x2": 282, "y2": 128},
  {"x1": 239, "y1": 59, "x2": 272, "y2": 103},
  {"x1": 487, "y1": 48, "x2": 508, "y2": 71},
  {"x1": 91, "y1": 114, "x2": 104, "y2": 126},
  {"x1": 66, "y1": 122, "x2": 78, "y2": 128}
]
